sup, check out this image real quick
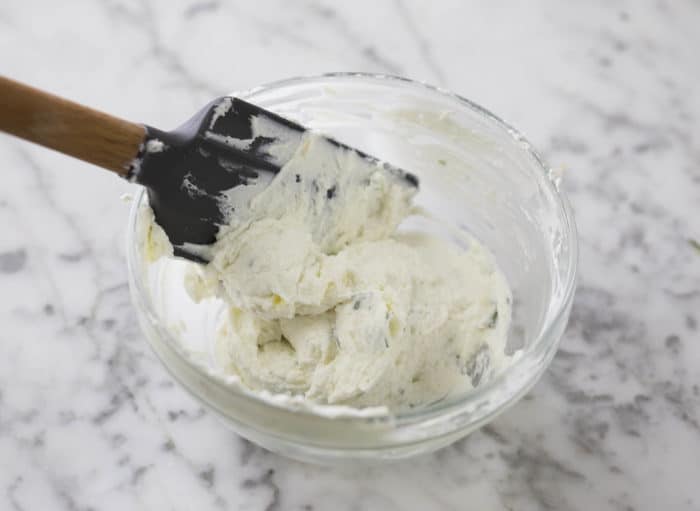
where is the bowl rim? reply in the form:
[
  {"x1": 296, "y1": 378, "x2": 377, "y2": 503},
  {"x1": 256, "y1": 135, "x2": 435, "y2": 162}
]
[{"x1": 126, "y1": 71, "x2": 578, "y2": 427}]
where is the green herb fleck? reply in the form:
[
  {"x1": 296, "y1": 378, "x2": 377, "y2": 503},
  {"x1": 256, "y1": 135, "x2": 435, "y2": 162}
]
[
  {"x1": 487, "y1": 307, "x2": 498, "y2": 328},
  {"x1": 437, "y1": 159, "x2": 447, "y2": 166},
  {"x1": 689, "y1": 238, "x2": 700, "y2": 255},
  {"x1": 464, "y1": 344, "x2": 490, "y2": 386}
]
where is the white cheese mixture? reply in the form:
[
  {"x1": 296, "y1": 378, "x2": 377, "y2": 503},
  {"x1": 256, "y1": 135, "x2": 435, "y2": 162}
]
[{"x1": 144, "y1": 133, "x2": 512, "y2": 409}]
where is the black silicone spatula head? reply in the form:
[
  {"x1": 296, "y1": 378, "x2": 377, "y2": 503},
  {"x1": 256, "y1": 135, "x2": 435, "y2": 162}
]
[{"x1": 131, "y1": 97, "x2": 419, "y2": 262}]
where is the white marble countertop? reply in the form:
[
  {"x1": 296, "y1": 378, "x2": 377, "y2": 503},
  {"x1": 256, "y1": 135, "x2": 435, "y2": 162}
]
[{"x1": 1, "y1": 1, "x2": 699, "y2": 509}]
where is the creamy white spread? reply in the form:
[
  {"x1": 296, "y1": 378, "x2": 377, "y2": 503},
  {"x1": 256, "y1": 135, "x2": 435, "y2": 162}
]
[{"x1": 142, "y1": 133, "x2": 512, "y2": 409}]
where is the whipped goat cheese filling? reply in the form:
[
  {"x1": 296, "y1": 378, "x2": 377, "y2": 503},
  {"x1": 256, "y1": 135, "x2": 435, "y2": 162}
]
[{"x1": 142, "y1": 132, "x2": 513, "y2": 409}]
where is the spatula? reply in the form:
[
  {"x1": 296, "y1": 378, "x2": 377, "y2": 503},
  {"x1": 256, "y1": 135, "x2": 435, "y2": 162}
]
[{"x1": 0, "y1": 76, "x2": 418, "y2": 262}]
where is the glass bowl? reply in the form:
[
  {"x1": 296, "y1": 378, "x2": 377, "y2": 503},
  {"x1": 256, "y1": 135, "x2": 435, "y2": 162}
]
[{"x1": 126, "y1": 73, "x2": 577, "y2": 464}]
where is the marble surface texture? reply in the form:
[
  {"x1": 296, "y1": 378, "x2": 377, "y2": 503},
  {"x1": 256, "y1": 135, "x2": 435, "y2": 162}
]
[{"x1": 1, "y1": 1, "x2": 699, "y2": 509}]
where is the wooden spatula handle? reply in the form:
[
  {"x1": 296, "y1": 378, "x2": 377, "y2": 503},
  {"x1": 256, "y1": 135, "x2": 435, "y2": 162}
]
[{"x1": 0, "y1": 76, "x2": 146, "y2": 177}]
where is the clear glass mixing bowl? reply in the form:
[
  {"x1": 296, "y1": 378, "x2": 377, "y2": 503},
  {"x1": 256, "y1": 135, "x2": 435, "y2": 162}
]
[{"x1": 126, "y1": 73, "x2": 577, "y2": 464}]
